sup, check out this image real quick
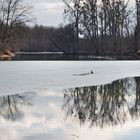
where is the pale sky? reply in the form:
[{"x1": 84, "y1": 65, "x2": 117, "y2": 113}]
[{"x1": 24, "y1": 0, "x2": 64, "y2": 27}]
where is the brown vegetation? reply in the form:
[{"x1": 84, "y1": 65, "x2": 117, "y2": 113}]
[{"x1": 0, "y1": 0, "x2": 32, "y2": 58}]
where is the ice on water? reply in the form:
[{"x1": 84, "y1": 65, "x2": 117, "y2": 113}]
[{"x1": 0, "y1": 61, "x2": 140, "y2": 95}]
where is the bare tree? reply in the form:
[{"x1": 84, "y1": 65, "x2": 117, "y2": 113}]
[
  {"x1": 135, "y1": 0, "x2": 140, "y2": 54},
  {"x1": 99, "y1": 0, "x2": 131, "y2": 53},
  {"x1": 63, "y1": 0, "x2": 83, "y2": 54},
  {"x1": 80, "y1": 0, "x2": 99, "y2": 54},
  {"x1": 48, "y1": 24, "x2": 76, "y2": 55},
  {"x1": 0, "y1": 0, "x2": 32, "y2": 55}
]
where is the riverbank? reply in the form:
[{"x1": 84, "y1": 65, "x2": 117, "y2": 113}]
[
  {"x1": 0, "y1": 51, "x2": 139, "y2": 60},
  {"x1": 0, "y1": 50, "x2": 15, "y2": 60}
]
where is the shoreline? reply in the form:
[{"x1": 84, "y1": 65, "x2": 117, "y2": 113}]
[{"x1": 0, "y1": 50, "x2": 15, "y2": 59}]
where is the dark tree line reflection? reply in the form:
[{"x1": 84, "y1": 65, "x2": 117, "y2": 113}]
[
  {"x1": 0, "y1": 92, "x2": 35, "y2": 121},
  {"x1": 63, "y1": 77, "x2": 140, "y2": 128}
]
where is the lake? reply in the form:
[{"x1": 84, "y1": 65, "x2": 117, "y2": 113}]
[
  {"x1": 11, "y1": 53, "x2": 137, "y2": 60},
  {"x1": 13, "y1": 53, "x2": 115, "y2": 60},
  {"x1": 1, "y1": 61, "x2": 140, "y2": 140}
]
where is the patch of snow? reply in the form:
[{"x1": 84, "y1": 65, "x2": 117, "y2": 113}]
[{"x1": 0, "y1": 61, "x2": 140, "y2": 95}]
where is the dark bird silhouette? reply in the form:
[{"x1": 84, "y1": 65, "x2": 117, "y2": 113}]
[{"x1": 73, "y1": 70, "x2": 94, "y2": 76}]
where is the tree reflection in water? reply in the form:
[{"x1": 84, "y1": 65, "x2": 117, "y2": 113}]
[
  {"x1": 63, "y1": 77, "x2": 140, "y2": 128},
  {"x1": 0, "y1": 92, "x2": 35, "y2": 121}
]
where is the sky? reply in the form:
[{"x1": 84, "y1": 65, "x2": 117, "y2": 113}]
[
  {"x1": 24, "y1": 0, "x2": 135, "y2": 27},
  {"x1": 24, "y1": 0, "x2": 64, "y2": 27}
]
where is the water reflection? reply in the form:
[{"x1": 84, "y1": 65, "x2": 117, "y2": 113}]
[
  {"x1": 63, "y1": 77, "x2": 140, "y2": 127},
  {"x1": 1, "y1": 78, "x2": 140, "y2": 140},
  {"x1": 0, "y1": 92, "x2": 35, "y2": 121},
  {"x1": 130, "y1": 77, "x2": 140, "y2": 119}
]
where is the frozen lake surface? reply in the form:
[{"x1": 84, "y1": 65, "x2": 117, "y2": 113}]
[
  {"x1": 0, "y1": 61, "x2": 140, "y2": 140},
  {"x1": 1, "y1": 61, "x2": 140, "y2": 95}
]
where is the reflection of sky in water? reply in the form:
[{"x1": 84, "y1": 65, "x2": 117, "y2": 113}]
[{"x1": 1, "y1": 77, "x2": 140, "y2": 140}]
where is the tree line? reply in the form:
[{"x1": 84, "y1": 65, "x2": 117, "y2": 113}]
[
  {"x1": 63, "y1": 0, "x2": 140, "y2": 55},
  {"x1": 0, "y1": 0, "x2": 140, "y2": 56}
]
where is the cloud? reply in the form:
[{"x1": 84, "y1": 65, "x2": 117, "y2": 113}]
[{"x1": 24, "y1": 0, "x2": 64, "y2": 26}]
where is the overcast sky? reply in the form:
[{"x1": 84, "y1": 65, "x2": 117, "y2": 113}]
[
  {"x1": 24, "y1": 0, "x2": 135, "y2": 27},
  {"x1": 24, "y1": 0, "x2": 64, "y2": 27}
]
